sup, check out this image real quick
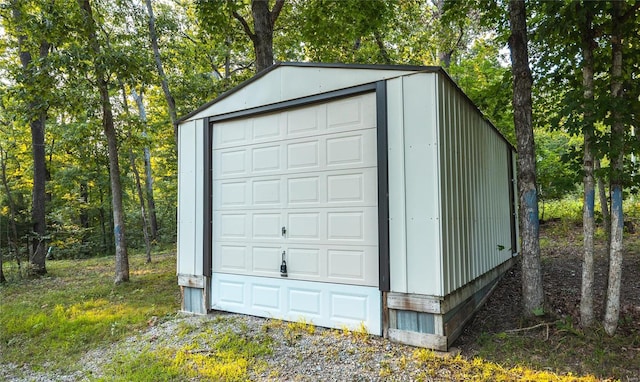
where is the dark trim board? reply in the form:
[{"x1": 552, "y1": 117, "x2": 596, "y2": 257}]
[
  {"x1": 208, "y1": 82, "x2": 378, "y2": 123},
  {"x1": 202, "y1": 81, "x2": 392, "y2": 293},
  {"x1": 203, "y1": 117, "x2": 213, "y2": 277},
  {"x1": 375, "y1": 81, "x2": 390, "y2": 292}
]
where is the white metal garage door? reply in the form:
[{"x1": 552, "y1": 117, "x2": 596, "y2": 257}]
[{"x1": 211, "y1": 92, "x2": 381, "y2": 333}]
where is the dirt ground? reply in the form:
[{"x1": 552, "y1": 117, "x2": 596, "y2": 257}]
[{"x1": 454, "y1": 221, "x2": 640, "y2": 380}]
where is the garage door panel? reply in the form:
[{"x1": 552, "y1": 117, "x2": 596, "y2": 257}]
[
  {"x1": 252, "y1": 145, "x2": 281, "y2": 173},
  {"x1": 218, "y1": 279, "x2": 245, "y2": 306},
  {"x1": 289, "y1": 288, "x2": 322, "y2": 316},
  {"x1": 287, "y1": 247, "x2": 321, "y2": 277},
  {"x1": 326, "y1": 129, "x2": 377, "y2": 169},
  {"x1": 252, "y1": 284, "x2": 281, "y2": 311},
  {"x1": 214, "y1": 242, "x2": 378, "y2": 286},
  {"x1": 327, "y1": 170, "x2": 377, "y2": 205},
  {"x1": 327, "y1": 93, "x2": 376, "y2": 131},
  {"x1": 251, "y1": 246, "x2": 281, "y2": 275},
  {"x1": 212, "y1": 92, "x2": 380, "y2": 334},
  {"x1": 218, "y1": 181, "x2": 248, "y2": 208},
  {"x1": 215, "y1": 118, "x2": 250, "y2": 147},
  {"x1": 251, "y1": 113, "x2": 283, "y2": 141},
  {"x1": 217, "y1": 149, "x2": 248, "y2": 177},
  {"x1": 325, "y1": 207, "x2": 378, "y2": 244},
  {"x1": 330, "y1": 292, "x2": 369, "y2": 323},
  {"x1": 215, "y1": 168, "x2": 376, "y2": 211},
  {"x1": 218, "y1": 245, "x2": 248, "y2": 271},
  {"x1": 215, "y1": 130, "x2": 376, "y2": 181},
  {"x1": 215, "y1": 208, "x2": 377, "y2": 245},
  {"x1": 252, "y1": 179, "x2": 281, "y2": 206},
  {"x1": 217, "y1": 213, "x2": 248, "y2": 239},
  {"x1": 212, "y1": 274, "x2": 382, "y2": 334},
  {"x1": 287, "y1": 104, "x2": 326, "y2": 136},
  {"x1": 287, "y1": 212, "x2": 321, "y2": 240},
  {"x1": 287, "y1": 176, "x2": 320, "y2": 205},
  {"x1": 327, "y1": 246, "x2": 378, "y2": 284},
  {"x1": 213, "y1": 93, "x2": 376, "y2": 151},
  {"x1": 252, "y1": 213, "x2": 283, "y2": 239},
  {"x1": 287, "y1": 140, "x2": 320, "y2": 170}
]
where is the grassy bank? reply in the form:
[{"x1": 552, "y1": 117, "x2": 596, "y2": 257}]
[{"x1": 0, "y1": 251, "x2": 180, "y2": 372}]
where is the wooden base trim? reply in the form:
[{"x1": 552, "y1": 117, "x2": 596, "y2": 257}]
[
  {"x1": 388, "y1": 328, "x2": 447, "y2": 351},
  {"x1": 178, "y1": 273, "x2": 205, "y2": 288}
]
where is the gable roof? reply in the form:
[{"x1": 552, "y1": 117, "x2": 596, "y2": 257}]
[{"x1": 178, "y1": 62, "x2": 441, "y2": 123}]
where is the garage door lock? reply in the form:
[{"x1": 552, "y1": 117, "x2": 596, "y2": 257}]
[{"x1": 280, "y1": 251, "x2": 288, "y2": 277}]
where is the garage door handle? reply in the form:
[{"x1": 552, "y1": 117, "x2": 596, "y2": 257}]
[
  {"x1": 281, "y1": 226, "x2": 287, "y2": 237},
  {"x1": 280, "y1": 250, "x2": 288, "y2": 277}
]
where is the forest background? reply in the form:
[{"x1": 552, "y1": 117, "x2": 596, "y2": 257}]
[{"x1": 0, "y1": 0, "x2": 638, "y2": 330}]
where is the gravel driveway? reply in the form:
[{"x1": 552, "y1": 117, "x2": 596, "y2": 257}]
[{"x1": 1, "y1": 313, "x2": 451, "y2": 381}]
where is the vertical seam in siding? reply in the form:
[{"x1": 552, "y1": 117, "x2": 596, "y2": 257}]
[
  {"x1": 435, "y1": 74, "x2": 446, "y2": 296},
  {"x1": 398, "y1": 78, "x2": 408, "y2": 292}
]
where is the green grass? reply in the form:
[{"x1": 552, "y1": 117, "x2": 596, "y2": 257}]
[
  {"x1": 0, "y1": 252, "x2": 180, "y2": 373},
  {"x1": 473, "y1": 320, "x2": 639, "y2": 380},
  {"x1": 478, "y1": 195, "x2": 640, "y2": 381},
  {"x1": 96, "y1": 326, "x2": 272, "y2": 382}
]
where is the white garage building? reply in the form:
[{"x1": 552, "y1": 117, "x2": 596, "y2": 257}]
[{"x1": 177, "y1": 63, "x2": 518, "y2": 350}]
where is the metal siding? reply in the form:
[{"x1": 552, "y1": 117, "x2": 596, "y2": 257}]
[
  {"x1": 438, "y1": 78, "x2": 451, "y2": 293},
  {"x1": 403, "y1": 73, "x2": 442, "y2": 295},
  {"x1": 387, "y1": 78, "x2": 408, "y2": 293},
  {"x1": 177, "y1": 119, "x2": 202, "y2": 276},
  {"x1": 194, "y1": 119, "x2": 205, "y2": 276},
  {"x1": 438, "y1": 77, "x2": 514, "y2": 296},
  {"x1": 183, "y1": 287, "x2": 205, "y2": 314}
]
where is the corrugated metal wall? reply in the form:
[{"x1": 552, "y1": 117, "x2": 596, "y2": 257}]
[{"x1": 436, "y1": 76, "x2": 514, "y2": 296}]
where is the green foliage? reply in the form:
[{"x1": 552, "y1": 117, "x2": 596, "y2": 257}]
[
  {"x1": 535, "y1": 129, "x2": 581, "y2": 202},
  {"x1": 448, "y1": 38, "x2": 514, "y2": 144},
  {"x1": 292, "y1": 0, "x2": 396, "y2": 63},
  {"x1": 98, "y1": 348, "x2": 184, "y2": 382}
]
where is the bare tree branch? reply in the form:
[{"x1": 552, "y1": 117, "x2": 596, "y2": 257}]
[
  {"x1": 232, "y1": 9, "x2": 255, "y2": 42},
  {"x1": 270, "y1": 0, "x2": 285, "y2": 25}
]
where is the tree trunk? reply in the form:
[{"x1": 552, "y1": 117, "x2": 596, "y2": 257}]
[
  {"x1": 603, "y1": 0, "x2": 625, "y2": 336},
  {"x1": 122, "y1": 87, "x2": 152, "y2": 263},
  {"x1": 12, "y1": 5, "x2": 49, "y2": 276},
  {"x1": 251, "y1": 0, "x2": 275, "y2": 72},
  {"x1": 233, "y1": 0, "x2": 285, "y2": 74},
  {"x1": 508, "y1": 0, "x2": 544, "y2": 317},
  {"x1": 99, "y1": 191, "x2": 108, "y2": 253},
  {"x1": 0, "y1": 248, "x2": 5, "y2": 283},
  {"x1": 28, "y1": 112, "x2": 47, "y2": 275},
  {"x1": 80, "y1": 182, "x2": 89, "y2": 228},
  {"x1": 144, "y1": 0, "x2": 178, "y2": 143},
  {"x1": 579, "y1": 4, "x2": 596, "y2": 328},
  {"x1": 596, "y1": 159, "x2": 610, "y2": 250},
  {"x1": 131, "y1": 89, "x2": 159, "y2": 240},
  {"x1": 78, "y1": 0, "x2": 129, "y2": 284},
  {"x1": 129, "y1": 149, "x2": 152, "y2": 263},
  {"x1": 0, "y1": 145, "x2": 22, "y2": 274}
]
